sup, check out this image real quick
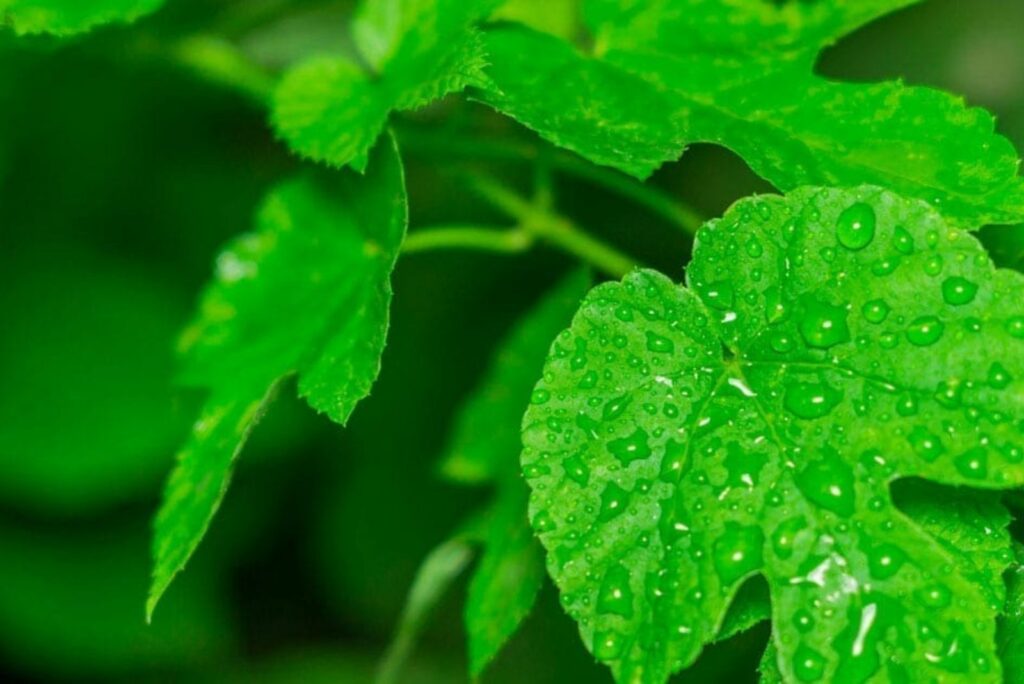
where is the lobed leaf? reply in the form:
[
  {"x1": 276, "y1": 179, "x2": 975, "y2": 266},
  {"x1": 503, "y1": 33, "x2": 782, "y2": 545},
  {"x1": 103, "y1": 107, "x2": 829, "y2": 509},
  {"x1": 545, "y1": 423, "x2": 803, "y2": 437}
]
[
  {"x1": 521, "y1": 186, "x2": 1024, "y2": 682},
  {"x1": 149, "y1": 134, "x2": 406, "y2": 618},
  {"x1": 272, "y1": 0, "x2": 499, "y2": 170},
  {"x1": 478, "y1": 1, "x2": 1024, "y2": 226},
  {"x1": 1000, "y1": 543, "x2": 1024, "y2": 683},
  {"x1": 0, "y1": 0, "x2": 162, "y2": 36}
]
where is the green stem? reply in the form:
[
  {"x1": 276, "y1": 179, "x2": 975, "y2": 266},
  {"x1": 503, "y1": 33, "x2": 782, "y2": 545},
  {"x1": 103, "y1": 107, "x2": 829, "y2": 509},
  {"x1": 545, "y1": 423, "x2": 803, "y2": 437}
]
[
  {"x1": 468, "y1": 176, "x2": 639, "y2": 278},
  {"x1": 396, "y1": 126, "x2": 704, "y2": 234},
  {"x1": 402, "y1": 225, "x2": 533, "y2": 254}
]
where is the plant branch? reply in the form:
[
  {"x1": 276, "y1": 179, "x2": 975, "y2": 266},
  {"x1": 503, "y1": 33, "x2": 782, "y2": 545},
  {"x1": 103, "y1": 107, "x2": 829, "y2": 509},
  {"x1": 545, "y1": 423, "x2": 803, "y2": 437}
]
[
  {"x1": 468, "y1": 175, "x2": 640, "y2": 278},
  {"x1": 402, "y1": 225, "x2": 533, "y2": 254}
]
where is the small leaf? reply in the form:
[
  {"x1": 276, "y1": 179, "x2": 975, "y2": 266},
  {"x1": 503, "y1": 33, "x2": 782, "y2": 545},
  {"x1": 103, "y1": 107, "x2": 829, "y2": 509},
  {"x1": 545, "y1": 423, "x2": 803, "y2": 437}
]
[
  {"x1": 377, "y1": 537, "x2": 477, "y2": 684},
  {"x1": 0, "y1": 0, "x2": 163, "y2": 36},
  {"x1": 272, "y1": 0, "x2": 499, "y2": 169},
  {"x1": 466, "y1": 486, "x2": 546, "y2": 677},
  {"x1": 149, "y1": 134, "x2": 407, "y2": 618},
  {"x1": 522, "y1": 186, "x2": 1024, "y2": 682},
  {"x1": 478, "y1": 1, "x2": 1024, "y2": 226}
]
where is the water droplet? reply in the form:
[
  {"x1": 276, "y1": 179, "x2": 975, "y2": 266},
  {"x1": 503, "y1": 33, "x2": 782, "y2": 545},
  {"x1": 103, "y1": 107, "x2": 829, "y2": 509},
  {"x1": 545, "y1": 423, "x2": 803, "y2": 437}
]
[
  {"x1": 712, "y1": 522, "x2": 764, "y2": 583},
  {"x1": 593, "y1": 630, "x2": 624, "y2": 661},
  {"x1": 608, "y1": 427, "x2": 651, "y2": 465},
  {"x1": 784, "y1": 380, "x2": 843, "y2": 419},
  {"x1": 794, "y1": 447, "x2": 855, "y2": 516},
  {"x1": 530, "y1": 388, "x2": 551, "y2": 405},
  {"x1": 597, "y1": 564, "x2": 634, "y2": 618},
  {"x1": 907, "y1": 426, "x2": 945, "y2": 462},
  {"x1": 770, "y1": 330, "x2": 796, "y2": 353},
  {"x1": 772, "y1": 516, "x2": 806, "y2": 559},
  {"x1": 916, "y1": 583, "x2": 952, "y2": 608},
  {"x1": 1007, "y1": 317, "x2": 1024, "y2": 339},
  {"x1": 614, "y1": 305, "x2": 634, "y2": 322},
  {"x1": 563, "y1": 453, "x2": 590, "y2": 486},
  {"x1": 861, "y1": 299, "x2": 890, "y2": 324},
  {"x1": 579, "y1": 370, "x2": 599, "y2": 389},
  {"x1": 892, "y1": 227, "x2": 915, "y2": 254},
  {"x1": 954, "y1": 447, "x2": 987, "y2": 479},
  {"x1": 598, "y1": 482, "x2": 631, "y2": 522},
  {"x1": 798, "y1": 299, "x2": 851, "y2": 349},
  {"x1": 906, "y1": 316, "x2": 944, "y2": 346},
  {"x1": 602, "y1": 394, "x2": 631, "y2": 421},
  {"x1": 646, "y1": 331, "x2": 675, "y2": 354},
  {"x1": 793, "y1": 609, "x2": 815, "y2": 633},
  {"x1": 867, "y1": 543, "x2": 906, "y2": 579},
  {"x1": 792, "y1": 645, "x2": 826, "y2": 681},
  {"x1": 836, "y1": 203, "x2": 876, "y2": 250},
  {"x1": 532, "y1": 510, "x2": 556, "y2": 532},
  {"x1": 703, "y1": 280, "x2": 735, "y2": 311},
  {"x1": 941, "y1": 276, "x2": 978, "y2": 306},
  {"x1": 987, "y1": 362, "x2": 1012, "y2": 389}
]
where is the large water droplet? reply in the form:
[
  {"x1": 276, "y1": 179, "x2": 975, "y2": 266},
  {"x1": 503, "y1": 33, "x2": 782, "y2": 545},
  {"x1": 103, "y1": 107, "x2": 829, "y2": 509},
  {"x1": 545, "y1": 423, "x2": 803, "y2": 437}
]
[
  {"x1": 941, "y1": 276, "x2": 978, "y2": 306},
  {"x1": 906, "y1": 316, "x2": 944, "y2": 347},
  {"x1": 597, "y1": 564, "x2": 634, "y2": 618},
  {"x1": 598, "y1": 482, "x2": 631, "y2": 522},
  {"x1": 593, "y1": 630, "x2": 624, "y2": 661},
  {"x1": 987, "y1": 362, "x2": 1012, "y2": 389},
  {"x1": 954, "y1": 447, "x2": 987, "y2": 479},
  {"x1": 792, "y1": 645, "x2": 826, "y2": 681},
  {"x1": 798, "y1": 299, "x2": 850, "y2": 349},
  {"x1": 712, "y1": 522, "x2": 764, "y2": 583},
  {"x1": 794, "y1": 447, "x2": 855, "y2": 516},
  {"x1": 608, "y1": 427, "x2": 651, "y2": 465},
  {"x1": 784, "y1": 380, "x2": 843, "y2": 419},
  {"x1": 771, "y1": 516, "x2": 807, "y2": 559},
  {"x1": 907, "y1": 426, "x2": 945, "y2": 462},
  {"x1": 836, "y1": 203, "x2": 876, "y2": 251},
  {"x1": 646, "y1": 330, "x2": 675, "y2": 354},
  {"x1": 563, "y1": 453, "x2": 590, "y2": 486},
  {"x1": 861, "y1": 299, "x2": 890, "y2": 324},
  {"x1": 602, "y1": 394, "x2": 631, "y2": 421},
  {"x1": 867, "y1": 543, "x2": 906, "y2": 579}
]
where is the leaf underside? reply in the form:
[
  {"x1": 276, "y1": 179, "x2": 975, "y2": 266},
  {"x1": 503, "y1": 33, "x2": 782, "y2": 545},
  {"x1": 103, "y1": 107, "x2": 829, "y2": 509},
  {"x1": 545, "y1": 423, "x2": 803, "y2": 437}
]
[
  {"x1": 521, "y1": 186, "x2": 1024, "y2": 683},
  {"x1": 148, "y1": 135, "x2": 407, "y2": 618}
]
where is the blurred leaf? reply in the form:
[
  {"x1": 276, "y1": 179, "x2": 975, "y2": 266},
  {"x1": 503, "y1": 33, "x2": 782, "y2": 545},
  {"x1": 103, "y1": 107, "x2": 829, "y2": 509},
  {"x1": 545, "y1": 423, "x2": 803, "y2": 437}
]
[
  {"x1": 0, "y1": 521, "x2": 234, "y2": 677},
  {"x1": 0, "y1": 244, "x2": 187, "y2": 513},
  {"x1": 491, "y1": 0, "x2": 581, "y2": 40},
  {"x1": 0, "y1": 0, "x2": 163, "y2": 36},
  {"x1": 378, "y1": 536, "x2": 476, "y2": 684},
  {"x1": 149, "y1": 134, "x2": 407, "y2": 618},
  {"x1": 272, "y1": 0, "x2": 500, "y2": 170}
]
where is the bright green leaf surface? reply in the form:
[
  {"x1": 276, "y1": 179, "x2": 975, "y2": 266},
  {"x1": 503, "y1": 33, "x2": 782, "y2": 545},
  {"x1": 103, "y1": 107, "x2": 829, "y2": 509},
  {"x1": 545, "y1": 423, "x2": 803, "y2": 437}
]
[
  {"x1": 1000, "y1": 543, "x2": 1024, "y2": 683},
  {"x1": 0, "y1": 0, "x2": 162, "y2": 36},
  {"x1": 273, "y1": 0, "x2": 499, "y2": 169},
  {"x1": 521, "y1": 186, "x2": 1024, "y2": 683},
  {"x1": 441, "y1": 270, "x2": 592, "y2": 483},
  {"x1": 149, "y1": 135, "x2": 407, "y2": 618},
  {"x1": 479, "y1": 1, "x2": 1024, "y2": 226}
]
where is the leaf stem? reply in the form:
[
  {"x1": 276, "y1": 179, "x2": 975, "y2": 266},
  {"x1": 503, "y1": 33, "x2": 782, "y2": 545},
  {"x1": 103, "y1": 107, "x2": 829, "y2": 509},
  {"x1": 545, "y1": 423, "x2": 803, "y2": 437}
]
[
  {"x1": 402, "y1": 225, "x2": 533, "y2": 254},
  {"x1": 468, "y1": 175, "x2": 639, "y2": 278},
  {"x1": 396, "y1": 126, "x2": 704, "y2": 234}
]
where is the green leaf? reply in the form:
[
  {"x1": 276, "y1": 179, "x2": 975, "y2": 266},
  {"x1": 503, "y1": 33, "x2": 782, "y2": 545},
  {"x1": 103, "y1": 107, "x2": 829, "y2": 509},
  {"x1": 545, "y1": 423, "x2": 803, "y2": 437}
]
[
  {"x1": 477, "y1": 1, "x2": 1024, "y2": 226},
  {"x1": 378, "y1": 536, "x2": 477, "y2": 684},
  {"x1": 272, "y1": 0, "x2": 499, "y2": 170},
  {"x1": 491, "y1": 0, "x2": 581, "y2": 41},
  {"x1": 441, "y1": 269, "x2": 593, "y2": 483},
  {"x1": 0, "y1": 0, "x2": 163, "y2": 36},
  {"x1": 1000, "y1": 543, "x2": 1024, "y2": 683},
  {"x1": 465, "y1": 487, "x2": 545, "y2": 677},
  {"x1": 149, "y1": 134, "x2": 407, "y2": 619},
  {"x1": 521, "y1": 186, "x2": 1024, "y2": 683}
]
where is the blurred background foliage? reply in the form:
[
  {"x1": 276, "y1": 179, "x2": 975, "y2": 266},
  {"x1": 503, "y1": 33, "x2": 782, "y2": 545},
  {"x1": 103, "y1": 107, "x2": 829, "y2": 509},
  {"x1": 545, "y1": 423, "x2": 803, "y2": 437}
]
[{"x1": 0, "y1": 0, "x2": 1022, "y2": 681}]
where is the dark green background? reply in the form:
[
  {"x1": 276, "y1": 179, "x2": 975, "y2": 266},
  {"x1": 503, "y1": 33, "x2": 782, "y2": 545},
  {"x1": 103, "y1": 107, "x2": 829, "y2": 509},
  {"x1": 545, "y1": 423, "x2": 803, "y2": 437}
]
[{"x1": 1, "y1": 1, "x2": 1022, "y2": 681}]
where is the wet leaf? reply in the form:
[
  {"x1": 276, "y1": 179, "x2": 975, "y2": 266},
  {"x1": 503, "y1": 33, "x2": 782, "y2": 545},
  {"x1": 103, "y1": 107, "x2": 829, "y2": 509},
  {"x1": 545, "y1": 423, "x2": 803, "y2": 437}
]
[
  {"x1": 478, "y1": 1, "x2": 1024, "y2": 226},
  {"x1": 521, "y1": 186, "x2": 1024, "y2": 682}
]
